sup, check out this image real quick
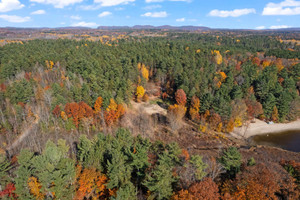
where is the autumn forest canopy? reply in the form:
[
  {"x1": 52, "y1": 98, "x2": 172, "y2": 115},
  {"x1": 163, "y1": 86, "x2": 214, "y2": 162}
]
[{"x1": 0, "y1": 31, "x2": 300, "y2": 199}]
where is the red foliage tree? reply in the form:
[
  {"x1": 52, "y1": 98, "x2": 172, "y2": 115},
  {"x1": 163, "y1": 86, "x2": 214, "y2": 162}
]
[
  {"x1": 0, "y1": 183, "x2": 16, "y2": 198},
  {"x1": 252, "y1": 57, "x2": 260, "y2": 66},
  {"x1": 235, "y1": 61, "x2": 241, "y2": 71},
  {"x1": 189, "y1": 177, "x2": 220, "y2": 200},
  {"x1": 0, "y1": 83, "x2": 6, "y2": 92},
  {"x1": 25, "y1": 72, "x2": 31, "y2": 81},
  {"x1": 245, "y1": 99, "x2": 263, "y2": 120},
  {"x1": 175, "y1": 89, "x2": 187, "y2": 106},
  {"x1": 52, "y1": 105, "x2": 61, "y2": 118},
  {"x1": 221, "y1": 164, "x2": 298, "y2": 200},
  {"x1": 162, "y1": 92, "x2": 168, "y2": 100}
]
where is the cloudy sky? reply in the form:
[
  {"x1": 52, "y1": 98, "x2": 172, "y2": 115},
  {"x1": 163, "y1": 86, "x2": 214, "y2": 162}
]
[{"x1": 0, "y1": 0, "x2": 299, "y2": 29}]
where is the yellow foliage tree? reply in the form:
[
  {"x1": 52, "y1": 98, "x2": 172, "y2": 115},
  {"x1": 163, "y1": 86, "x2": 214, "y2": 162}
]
[
  {"x1": 262, "y1": 60, "x2": 271, "y2": 69},
  {"x1": 213, "y1": 50, "x2": 223, "y2": 65},
  {"x1": 136, "y1": 86, "x2": 145, "y2": 102},
  {"x1": 234, "y1": 117, "x2": 243, "y2": 127},
  {"x1": 218, "y1": 71, "x2": 227, "y2": 82},
  {"x1": 28, "y1": 177, "x2": 44, "y2": 200},
  {"x1": 199, "y1": 124, "x2": 207, "y2": 133},
  {"x1": 141, "y1": 65, "x2": 149, "y2": 81},
  {"x1": 137, "y1": 63, "x2": 142, "y2": 70},
  {"x1": 106, "y1": 99, "x2": 117, "y2": 112},
  {"x1": 216, "y1": 123, "x2": 223, "y2": 132},
  {"x1": 189, "y1": 96, "x2": 200, "y2": 120},
  {"x1": 94, "y1": 96, "x2": 103, "y2": 113},
  {"x1": 275, "y1": 59, "x2": 284, "y2": 72},
  {"x1": 61, "y1": 111, "x2": 67, "y2": 121}
]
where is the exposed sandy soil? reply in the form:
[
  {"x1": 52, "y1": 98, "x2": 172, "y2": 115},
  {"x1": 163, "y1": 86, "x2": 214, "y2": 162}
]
[
  {"x1": 231, "y1": 118, "x2": 300, "y2": 138},
  {"x1": 130, "y1": 99, "x2": 167, "y2": 116}
]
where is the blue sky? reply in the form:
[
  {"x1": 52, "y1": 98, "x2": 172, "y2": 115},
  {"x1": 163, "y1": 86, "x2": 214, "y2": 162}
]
[{"x1": 0, "y1": 0, "x2": 299, "y2": 29}]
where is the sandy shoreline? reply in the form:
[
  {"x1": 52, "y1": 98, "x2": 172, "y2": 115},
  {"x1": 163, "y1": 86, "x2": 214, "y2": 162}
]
[{"x1": 231, "y1": 119, "x2": 300, "y2": 139}]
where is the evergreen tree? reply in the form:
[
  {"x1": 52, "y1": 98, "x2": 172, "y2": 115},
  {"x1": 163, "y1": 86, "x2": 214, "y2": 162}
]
[{"x1": 218, "y1": 147, "x2": 242, "y2": 178}]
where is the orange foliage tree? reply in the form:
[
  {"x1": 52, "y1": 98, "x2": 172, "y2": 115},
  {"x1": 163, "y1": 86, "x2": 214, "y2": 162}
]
[
  {"x1": 229, "y1": 164, "x2": 281, "y2": 200},
  {"x1": 94, "y1": 96, "x2": 103, "y2": 113},
  {"x1": 252, "y1": 57, "x2": 260, "y2": 66},
  {"x1": 65, "y1": 102, "x2": 79, "y2": 127},
  {"x1": 275, "y1": 58, "x2": 284, "y2": 72},
  {"x1": 64, "y1": 102, "x2": 94, "y2": 127},
  {"x1": 104, "y1": 99, "x2": 125, "y2": 126},
  {"x1": 75, "y1": 166, "x2": 108, "y2": 200},
  {"x1": 189, "y1": 96, "x2": 200, "y2": 120},
  {"x1": 271, "y1": 106, "x2": 279, "y2": 122},
  {"x1": 175, "y1": 89, "x2": 187, "y2": 106},
  {"x1": 171, "y1": 189, "x2": 194, "y2": 200},
  {"x1": 78, "y1": 102, "x2": 94, "y2": 120}
]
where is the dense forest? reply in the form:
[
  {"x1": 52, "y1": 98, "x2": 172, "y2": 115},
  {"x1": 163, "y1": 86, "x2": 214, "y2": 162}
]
[{"x1": 0, "y1": 31, "x2": 299, "y2": 199}]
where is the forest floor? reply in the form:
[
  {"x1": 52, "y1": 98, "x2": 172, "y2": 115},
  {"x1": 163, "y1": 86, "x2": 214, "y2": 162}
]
[{"x1": 5, "y1": 108, "x2": 41, "y2": 154}]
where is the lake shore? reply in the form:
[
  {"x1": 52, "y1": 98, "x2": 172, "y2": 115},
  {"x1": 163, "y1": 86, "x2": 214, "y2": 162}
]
[{"x1": 231, "y1": 118, "x2": 300, "y2": 139}]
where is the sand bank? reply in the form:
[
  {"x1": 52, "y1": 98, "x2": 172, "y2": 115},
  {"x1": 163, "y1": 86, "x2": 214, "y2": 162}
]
[{"x1": 231, "y1": 119, "x2": 300, "y2": 139}]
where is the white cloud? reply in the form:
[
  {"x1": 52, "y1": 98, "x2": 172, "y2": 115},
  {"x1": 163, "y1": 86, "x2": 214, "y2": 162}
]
[
  {"x1": 209, "y1": 8, "x2": 256, "y2": 17},
  {"x1": 0, "y1": 14, "x2": 30, "y2": 23},
  {"x1": 255, "y1": 26, "x2": 266, "y2": 30},
  {"x1": 71, "y1": 21, "x2": 98, "y2": 27},
  {"x1": 262, "y1": 0, "x2": 300, "y2": 15},
  {"x1": 31, "y1": 9, "x2": 46, "y2": 15},
  {"x1": 0, "y1": 0, "x2": 24, "y2": 12},
  {"x1": 70, "y1": 15, "x2": 81, "y2": 20},
  {"x1": 30, "y1": 0, "x2": 83, "y2": 9},
  {"x1": 143, "y1": 4, "x2": 162, "y2": 10},
  {"x1": 79, "y1": 4, "x2": 102, "y2": 10},
  {"x1": 269, "y1": 25, "x2": 290, "y2": 29},
  {"x1": 176, "y1": 17, "x2": 185, "y2": 22},
  {"x1": 94, "y1": 0, "x2": 135, "y2": 7},
  {"x1": 98, "y1": 11, "x2": 112, "y2": 17},
  {"x1": 141, "y1": 11, "x2": 168, "y2": 17}
]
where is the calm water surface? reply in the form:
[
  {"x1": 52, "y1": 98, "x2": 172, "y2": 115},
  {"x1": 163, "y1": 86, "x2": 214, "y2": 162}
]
[{"x1": 252, "y1": 130, "x2": 300, "y2": 152}]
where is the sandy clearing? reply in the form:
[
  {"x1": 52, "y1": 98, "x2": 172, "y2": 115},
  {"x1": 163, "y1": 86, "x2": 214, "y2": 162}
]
[
  {"x1": 130, "y1": 100, "x2": 167, "y2": 116},
  {"x1": 231, "y1": 118, "x2": 300, "y2": 139}
]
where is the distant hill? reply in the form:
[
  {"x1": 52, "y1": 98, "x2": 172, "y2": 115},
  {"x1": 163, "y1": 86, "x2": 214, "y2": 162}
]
[
  {"x1": 0, "y1": 26, "x2": 299, "y2": 32},
  {"x1": 97, "y1": 25, "x2": 211, "y2": 31}
]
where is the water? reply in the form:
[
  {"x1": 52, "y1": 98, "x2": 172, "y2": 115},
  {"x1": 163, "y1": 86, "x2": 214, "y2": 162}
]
[{"x1": 252, "y1": 130, "x2": 300, "y2": 152}]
